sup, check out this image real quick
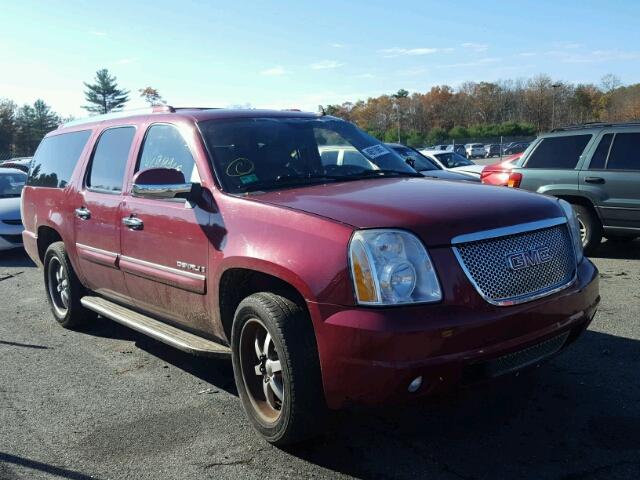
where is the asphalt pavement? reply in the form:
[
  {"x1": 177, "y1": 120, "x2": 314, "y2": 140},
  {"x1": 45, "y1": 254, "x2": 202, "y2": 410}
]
[{"x1": 1, "y1": 241, "x2": 639, "y2": 480}]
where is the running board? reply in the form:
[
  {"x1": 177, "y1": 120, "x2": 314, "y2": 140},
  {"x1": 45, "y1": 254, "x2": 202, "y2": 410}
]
[{"x1": 80, "y1": 296, "x2": 231, "y2": 358}]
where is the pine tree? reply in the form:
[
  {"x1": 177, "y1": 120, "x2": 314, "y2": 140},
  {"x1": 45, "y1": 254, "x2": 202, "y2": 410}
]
[
  {"x1": 139, "y1": 87, "x2": 166, "y2": 106},
  {"x1": 83, "y1": 69, "x2": 130, "y2": 114}
]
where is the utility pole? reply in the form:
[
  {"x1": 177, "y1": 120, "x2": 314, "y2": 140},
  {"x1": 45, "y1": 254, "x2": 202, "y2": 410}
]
[{"x1": 551, "y1": 83, "x2": 561, "y2": 130}]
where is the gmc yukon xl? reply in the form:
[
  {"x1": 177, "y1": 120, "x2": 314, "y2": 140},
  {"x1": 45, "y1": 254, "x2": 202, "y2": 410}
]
[{"x1": 22, "y1": 107, "x2": 600, "y2": 445}]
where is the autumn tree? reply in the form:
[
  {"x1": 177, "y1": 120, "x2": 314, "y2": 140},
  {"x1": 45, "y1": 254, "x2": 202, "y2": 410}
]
[{"x1": 139, "y1": 87, "x2": 166, "y2": 106}]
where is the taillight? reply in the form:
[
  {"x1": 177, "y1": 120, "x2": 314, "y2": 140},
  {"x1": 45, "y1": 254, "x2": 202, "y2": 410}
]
[{"x1": 507, "y1": 172, "x2": 523, "y2": 188}]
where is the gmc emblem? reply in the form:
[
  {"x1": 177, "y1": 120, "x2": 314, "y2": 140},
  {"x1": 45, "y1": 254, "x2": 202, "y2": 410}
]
[{"x1": 506, "y1": 246, "x2": 553, "y2": 271}]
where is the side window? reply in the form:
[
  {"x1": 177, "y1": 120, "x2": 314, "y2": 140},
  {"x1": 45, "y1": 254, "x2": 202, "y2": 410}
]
[
  {"x1": 86, "y1": 127, "x2": 136, "y2": 193},
  {"x1": 588, "y1": 134, "x2": 613, "y2": 170},
  {"x1": 606, "y1": 133, "x2": 640, "y2": 171},
  {"x1": 525, "y1": 135, "x2": 591, "y2": 169},
  {"x1": 27, "y1": 130, "x2": 92, "y2": 188},
  {"x1": 137, "y1": 124, "x2": 199, "y2": 182}
]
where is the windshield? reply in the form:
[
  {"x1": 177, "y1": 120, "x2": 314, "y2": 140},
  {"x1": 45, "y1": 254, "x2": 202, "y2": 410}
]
[
  {"x1": 434, "y1": 152, "x2": 475, "y2": 168},
  {"x1": 390, "y1": 145, "x2": 439, "y2": 171},
  {"x1": 199, "y1": 117, "x2": 419, "y2": 193},
  {"x1": 0, "y1": 171, "x2": 26, "y2": 198}
]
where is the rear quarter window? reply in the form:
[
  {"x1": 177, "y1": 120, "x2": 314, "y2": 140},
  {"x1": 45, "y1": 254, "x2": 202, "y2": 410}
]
[
  {"x1": 606, "y1": 132, "x2": 640, "y2": 170},
  {"x1": 27, "y1": 130, "x2": 92, "y2": 188},
  {"x1": 525, "y1": 135, "x2": 591, "y2": 169}
]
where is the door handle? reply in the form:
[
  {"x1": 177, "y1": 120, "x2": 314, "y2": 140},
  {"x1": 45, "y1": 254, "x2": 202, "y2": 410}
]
[
  {"x1": 122, "y1": 216, "x2": 144, "y2": 230},
  {"x1": 584, "y1": 176, "x2": 605, "y2": 184},
  {"x1": 74, "y1": 207, "x2": 91, "y2": 220}
]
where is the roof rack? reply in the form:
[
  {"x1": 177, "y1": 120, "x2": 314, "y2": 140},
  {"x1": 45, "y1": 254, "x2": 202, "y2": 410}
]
[
  {"x1": 552, "y1": 121, "x2": 640, "y2": 132},
  {"x1": 58, "y1": 105, "x2": 219, "y2": 129}
]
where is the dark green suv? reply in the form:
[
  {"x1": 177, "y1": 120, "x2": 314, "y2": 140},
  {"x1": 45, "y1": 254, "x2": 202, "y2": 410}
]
[{"x1": 510, "y1": 123, "x2": 640, "y2": 254}]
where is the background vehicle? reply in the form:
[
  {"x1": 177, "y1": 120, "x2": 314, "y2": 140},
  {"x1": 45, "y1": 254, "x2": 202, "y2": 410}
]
[
  {"x1": 503, "y1": 142, "x2": 529, "y2": 155},
  {"x1": 21, "y1": 107, "x2": 599, "y2": 446},
  {"x1": 386, "y1": 143, "x2": 480, "y2": 182},
  {"x1": 507, "y1": 123, "x2": 640, "y2": 253},
  {"x1": 318, "y1": 145, "x2": 377, "y2": 169},
  {"x1": 465, "y1": 143, "x2": 485, "y2": 159},
  {"x1": 420, "y1": 149, "x2": 484, "y2": 178},
  {"x1": 0, "y1": 157, "x2": 32, "y2": 173},
  {"x1": 480, "y1": 153, "x2": 524, "y2": 186},
  {"x1": 0, "y1": 168, "x2": 26, "y2": 250},
  {"x1": 484, "y1": 144, "x2": 501, "y2": 158},
  {"x1": 445, "y1": 144, "x2": 468, "y2": 156}
]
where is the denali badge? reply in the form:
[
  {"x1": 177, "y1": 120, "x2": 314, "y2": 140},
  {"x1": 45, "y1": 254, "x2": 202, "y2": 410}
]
[
  {"x1": 177, "y1": 261, "x2": 206, "y2": 273},
  {"x1": 506, "y1": 246, "x2": 552, "y2": 271}
]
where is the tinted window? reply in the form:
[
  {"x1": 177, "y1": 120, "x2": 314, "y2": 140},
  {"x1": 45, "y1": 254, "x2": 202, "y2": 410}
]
[
  {"x1": 526, "y1": 135, "x2": 591, "y2": 169},
  {"x1": 138, "y1": 124, "x2": 198, "y2": 182},
  {"x1": 435, "y1": 152, "x2": 473, "y2": 168},
  {"x1": 391, "y1": 146, "x2": 438, "y2": 171},
  {"x1": 27, "y1": 130, "x2": 91, "y2": 188},
  {"x1": 87, "y1": 127, "x2": 135, "y2": 193},
  {"x1": 607, "y1": 133, "x2": 640, "y2": 170},
  {"x1": 342, "y1": 150, "x2": 372, "y2": 168},
  {"x1": 589, "y1": 134, "x2": 613, "y2": 170}
]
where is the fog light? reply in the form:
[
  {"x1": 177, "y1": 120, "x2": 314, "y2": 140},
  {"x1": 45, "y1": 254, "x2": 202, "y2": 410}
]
[{"x1": 408, "y1": 376, "x2": 423, "y2": 393}]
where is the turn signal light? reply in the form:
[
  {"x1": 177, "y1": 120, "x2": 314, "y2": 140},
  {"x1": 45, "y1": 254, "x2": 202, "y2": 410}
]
[{"x1": 507, "y1": 172, "x2": 523, "y2": 188}]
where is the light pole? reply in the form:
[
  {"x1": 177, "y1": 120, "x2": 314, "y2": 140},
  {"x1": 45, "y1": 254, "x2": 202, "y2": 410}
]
[
  {"x1": 392, "y1": 102, "x2": 400, "y2": 143},
  {"x1": 551, "y1": 83, "x2": 561, "y2": 129}
]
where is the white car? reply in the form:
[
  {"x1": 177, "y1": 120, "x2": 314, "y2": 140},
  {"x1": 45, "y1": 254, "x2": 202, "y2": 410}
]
[
  {"x1": 0, "y1": 168, "x2": 26, "y2": 251},
  {"x1": 465, "y1": 143, "x2": 485, "y2": 159},
  {"x1": 318, "y1": 145, "x2": 378, "y2": 169},
  {"x1": 419, "y1": 149, "x2": 484, "y2": 178}
]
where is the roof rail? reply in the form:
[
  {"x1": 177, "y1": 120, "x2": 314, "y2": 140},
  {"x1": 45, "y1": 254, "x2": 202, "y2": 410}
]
[
  {"x1": 552, "y1": 121, "x2": 640, "y2": 132},
  {"x1": 58, "y1": 105, "x2": 220, "y2": 129}
]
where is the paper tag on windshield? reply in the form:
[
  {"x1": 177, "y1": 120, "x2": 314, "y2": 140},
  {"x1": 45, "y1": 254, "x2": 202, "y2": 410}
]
[{"x1": 361, "y1": 145, "x2": 389, "y2": 160}]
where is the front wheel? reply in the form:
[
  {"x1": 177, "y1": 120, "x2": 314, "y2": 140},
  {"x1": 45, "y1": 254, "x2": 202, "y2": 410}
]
[{"x1": 231, "y1": 292, "x2": 326, "y2": 446}]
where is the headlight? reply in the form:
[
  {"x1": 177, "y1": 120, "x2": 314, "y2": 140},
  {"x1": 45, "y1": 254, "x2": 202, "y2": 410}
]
[
  {"x1": 349, "y1": 229, "x2": 442, "y2": 305},
  {"x1": 558, "y1": 199, "x2": 584, "y2": 264}
]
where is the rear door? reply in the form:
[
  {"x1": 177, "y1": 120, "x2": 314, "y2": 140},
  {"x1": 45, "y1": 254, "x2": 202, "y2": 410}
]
[
  {"x1": 581, "y1": 130, "x2": 640, "y2": 230},
  {"x1": 120, "y1": 123, "x2": 212, "y2": 335},
  {"x1": 73, "y1": 126, "x2": 136, "y2": 302}
]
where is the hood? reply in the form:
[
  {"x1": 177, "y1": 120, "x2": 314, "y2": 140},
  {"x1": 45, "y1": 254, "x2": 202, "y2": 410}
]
[
  {"x1": 451, "y1": 164, "x2": 484, "y2": 177},
  {"x1": 420, "y1": 170, "x2": 480, "y2": 182},
  {"x1": 250, "y1": 178, "x2": 564, "y2": 246},
  {"x1": 0, "y1": 197, "x2": 21, "y2": 220}
]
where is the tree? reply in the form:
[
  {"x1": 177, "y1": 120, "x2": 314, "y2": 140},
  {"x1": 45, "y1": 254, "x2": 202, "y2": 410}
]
[
  {"x1": 0, "y1": 99, "x2": 17, "y2": 158},
  {"x1": 392, "y1": 89, "x2": 409, "y2": 99},
  {"x1": 83, "y1": 69, "x2": 129, "y2": 114},
  {"x1": 32, "y1": 99, "x2": 60, "y2": 139},
  {"x1": 139, "y1": 87, "x2": 166, "y2": 106}
]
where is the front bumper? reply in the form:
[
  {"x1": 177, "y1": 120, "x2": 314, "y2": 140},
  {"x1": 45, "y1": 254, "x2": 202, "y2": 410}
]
[{"x1": 311, "y1": 257, "x2": 599, "y2": 409}]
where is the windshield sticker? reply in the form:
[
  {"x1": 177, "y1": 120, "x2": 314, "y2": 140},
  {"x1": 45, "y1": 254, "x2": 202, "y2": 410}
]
[
  {"x1": 361, "y1": 145, "x2": 389, "y2": 160},
  {"x1": 226, "y1": 157, "x2": 255, "y2": 177},
  {"x1": 239, "y1": 173, "x2": 258, "y2": 185}
]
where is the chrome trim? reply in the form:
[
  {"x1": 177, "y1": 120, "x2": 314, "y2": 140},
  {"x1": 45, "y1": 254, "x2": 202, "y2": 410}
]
[
  {"x1": 119, "y1": 255, "x2": 205, "y2": 281},
  {"x1": 132, "y1": 183, "x2": 192, "y2": 199},
  {"x1": 452, "y1": 247, "x2": 577, "y2": 306},
  {"x1": 451, "y1": 217, "x2": 567, "y2": 245},
  {"x1": 76, "y1": 243, "x2": 118, "y2": 258}
]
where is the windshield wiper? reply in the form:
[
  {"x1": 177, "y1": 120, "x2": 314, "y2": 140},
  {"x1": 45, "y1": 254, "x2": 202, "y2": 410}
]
[{"x1": 346, "y1": 169, "x2": 423, "y2": 179}]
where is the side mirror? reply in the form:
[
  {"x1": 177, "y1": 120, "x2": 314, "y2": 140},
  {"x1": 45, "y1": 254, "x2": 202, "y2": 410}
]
[{"x1": 132, "y1": 168, "x2": 197, "y2": 200}]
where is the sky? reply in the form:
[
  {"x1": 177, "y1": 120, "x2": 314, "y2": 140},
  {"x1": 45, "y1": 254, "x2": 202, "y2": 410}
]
[{"x1": 1, "y1": 0, "x2": 639, "y2": 118}]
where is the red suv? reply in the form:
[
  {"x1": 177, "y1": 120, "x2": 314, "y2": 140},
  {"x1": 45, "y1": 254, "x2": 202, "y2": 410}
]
[{"x1": 22, "y1": 107, "x2": 600, "y2": 445}]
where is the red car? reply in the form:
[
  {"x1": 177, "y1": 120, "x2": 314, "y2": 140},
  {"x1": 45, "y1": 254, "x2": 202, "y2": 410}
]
[
  {"x1": 480, "y1": 153, "x2": 524, "y2": 186},
  {"x1": 22, "y1": 107, "x2": 599, "y2": 445}
]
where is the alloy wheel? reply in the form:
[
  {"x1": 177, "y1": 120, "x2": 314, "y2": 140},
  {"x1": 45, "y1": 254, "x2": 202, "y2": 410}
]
[
  {"x1": 239, "y1": 318, "x2": 284, "y2": 424},
  {"x1": 47, "y1": 257, "x2": 70, "y2": 317}
]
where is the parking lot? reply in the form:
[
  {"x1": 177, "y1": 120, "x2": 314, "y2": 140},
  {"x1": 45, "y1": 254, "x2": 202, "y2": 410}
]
[{"x1": 1, "y1": 241, "x2": 639, "y2": 480}]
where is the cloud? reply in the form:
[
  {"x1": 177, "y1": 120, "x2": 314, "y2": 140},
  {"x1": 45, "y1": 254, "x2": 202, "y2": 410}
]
[
  {"x1": 379, "y1": 47, "x2": 441, "y2": 57},
  {"x1": 546, "y1": 49, "x2": 640, "y2": 63},
  {"x1": 438, "y1": 57, "x2": 500, "y2": 68},
  {"x1": 462, "y1": 42, "x2": 488, "y2": 52},
  {"x1": 89, "y1": 31, "x2": 107, "y2": 37},
  {"x1": 260, "y1": 66, "x2": 288, "y2": 76},
  {"x1": 518, "y1": 52, "x2": 537, "y2": 57},
  {"x1": 113, "y1": 58, "x2": 137, "y2": 65},
  {"x1": 310, "y1": 60, "x2": 344, "y2": 70},
  {"x1": 330, "y1": 43, "x2": 345, "y2": 48}
]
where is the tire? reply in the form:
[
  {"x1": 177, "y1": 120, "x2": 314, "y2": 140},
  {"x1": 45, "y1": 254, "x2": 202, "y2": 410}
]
[
  {"x1": 572, "y1": 204, "x2": 602, "y2": 256},
  {"x1": 43, "y1": 241, "x2": 95, "y2": 329},
  {"x1": 231, "y1": 292, "x2": 326, "y2": 446}
]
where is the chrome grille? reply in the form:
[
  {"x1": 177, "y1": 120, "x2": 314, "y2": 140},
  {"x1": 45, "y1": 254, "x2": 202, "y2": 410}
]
[{"x1": 454, "y1": 223, "x2": 576, "y2": 305}]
